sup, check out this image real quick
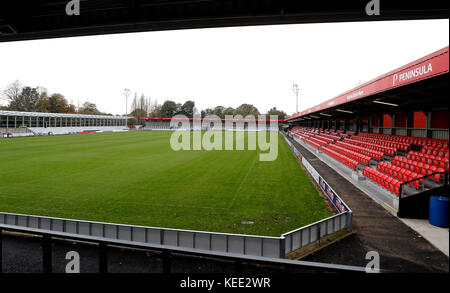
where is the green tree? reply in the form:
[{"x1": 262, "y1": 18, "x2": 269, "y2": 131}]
[
  {"x1": 201, "y1": 108, "x2": 215, "y2": 118},
  {"x1": 223, "y1": 107, "x2": 235, "y2": 116},
  {"x1": 160, "y1": 100, "x2": 178, "y2": 117},
  {"x1": 212, "y1": 106, "x2": 225, "y2": 118},
  {"x1": 130, "y1": 108, "x2": 147, "y2": 125},
  {"x1": 233, "y1": 104, "x2": 259, "y2": 118},
  {"x1": 180, "y1": 100, "x2": 195, "y2": 117},
  {"x1": 8, "y1": 86, "x2": 40, "y2": 112},
  {"x1": 266, "y1": 107, "x2": 287, "y2": 120},
  {"x1": 78, "y1": 102, "x2": 101, "y2": 114},
  {"x1": 150, "y1": 104, "x2": 162, "y2": 117}
]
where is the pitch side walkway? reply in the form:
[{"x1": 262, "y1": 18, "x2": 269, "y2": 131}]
[{"x1": 287, "y1": 136, "x2": 449, "y2": 273}]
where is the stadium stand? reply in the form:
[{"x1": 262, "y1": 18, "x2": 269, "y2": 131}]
[
  {"x1": 289, "y1": 135, "x2": 448, "y2": 196},
  {"x1": 142, "y1": 120, "x2": 172, "y2": 130},
  {"x1": 0, "y1": 110, "x2": 128, "y2": 137},
  {"x1": 142, "y1": 117, "x2": 280, "y2": 131},
  {"x1": 28, "y1": 126, "x2": 128, "y2": 135},
  {"x1": 286, "y1": 47, "x2": 449, "y2": 202},
  {"x1": 0, "y1": 126, "x2": 33, "y2": 137},
  {"x1": 290, "y1": 126, "x2": 449, "y2": 197}
]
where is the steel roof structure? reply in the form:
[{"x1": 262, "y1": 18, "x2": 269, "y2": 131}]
[
  {"x1": 0, "y1": 0, "x2": 448, "y2": 43},
  {"x1": 286, "y1": 46, "x2": 449, "y2": 123}
]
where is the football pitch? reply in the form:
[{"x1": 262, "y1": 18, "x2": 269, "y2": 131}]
[{"x1": 0, "y1": 131, "x2": 331, "y2": 236}]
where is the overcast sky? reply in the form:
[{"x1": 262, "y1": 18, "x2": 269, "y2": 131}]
[{"x1": 0, "y1": 19, "x2": 448, "y2": 116}]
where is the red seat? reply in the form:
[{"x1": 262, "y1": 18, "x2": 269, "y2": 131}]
[
  {"x1": 433, "y1": 168, "x2": 445, "y2": 182},
  {"x1": 382, "y1": 175, "x2": 389, "y2": 188},
  {"x1": 417, "y1": 162, "x2": 424, "y2": 170},
  {"x1": 394, "y1": 180, "x2": 401, "y2": 195},
  {"x1": 411, "y1": 161, "x2": 418, "y2": 172},
  {"x1": 410, "y1": 172, "x2": 420, "y2": 188},
  {"x1": 387, "y1": 178, "x2": 395, "y2": 192},
  {"x1": 429, "y1": 165, "x2": 437, "y2": 174}
]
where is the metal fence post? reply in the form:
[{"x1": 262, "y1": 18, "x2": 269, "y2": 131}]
[
  {"x1": 317, "y1": 225, "x2": 321, "y2": 245},
  {"x1": 347, "y1": 212, "x2": 353, "y2": 232},
  {"x1": 42, "y1": 235, "x2": 52, "y2": 273},
  {"x1": 279, "y1": 237, "x2": 286, "y2": 259}
]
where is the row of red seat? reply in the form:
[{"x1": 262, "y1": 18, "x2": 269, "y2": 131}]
[
  {"x1": 300, "y1": 134, "x2": 315, "y2": 140},
  {"x1": 350, "y1": 136, "x2": 409, "y2": 151},
  {"x1": 315, "y1": 133, "x2": 340, "y2": 141},
  {"x1": 391, "y1": 156, "x2": 446, "y2": 180},
  {"x1": 363, "y1": 167, "x2": 401, "y2": 195},
  {"x1": 398, "y1": 153, "x2": 449, "y2": 170},
  {"x1": 304, "y1": 139, "x2": 320, "y2": 149},
  {"x1": 327, "y1": 144, "x2": 371, "y2": 165},
  {"x1": 344, "y1": 137, "x2": 396, "y2": 156},
  {"x1": 420, "y1": 146, "x2": 449, "y2": 157},
  {"x1": 377, "y1": 162, "x2": 424, "y2": 188},
  {"x1": 308, "y1": 136, "x2": 328, "y2": 146},
  {"x1": 313, "y1": 135, "x2": 335, "y2": 144},
  {"x1": 358, "y1": 132, "x2": 408, "y2": 142},
  {"x1": 321, "y1": 146, "x2": 358, "y2": 170},
  {"x1": 415, "y1": 139, "x2": 448, "y2": 148},
  {"x1": 358, "y1": 132, "x2": 447, "y2": 149},
  {"x1": 408, "y1": 150, "x2": 449, "y2": 163},
  {"x1": 336, "y1": 140, "x2": 384, "y2": 160}
]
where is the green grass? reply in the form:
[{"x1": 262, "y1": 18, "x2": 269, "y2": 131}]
[{"x1": 0, "y1": 131, "x2": 331, "y2": 236}]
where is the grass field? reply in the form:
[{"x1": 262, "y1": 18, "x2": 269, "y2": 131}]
[{"x1": 0, "y1": 131, "x2": 331, "y2": 236}]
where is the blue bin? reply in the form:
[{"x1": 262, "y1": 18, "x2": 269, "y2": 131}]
[{"x1": 429, "y1": 196, "x2": 449, "y2": 228}]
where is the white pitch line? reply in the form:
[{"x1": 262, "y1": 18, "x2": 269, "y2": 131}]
[{"x1": 227, "y1": 155, "x2": 258, "y2": 210}]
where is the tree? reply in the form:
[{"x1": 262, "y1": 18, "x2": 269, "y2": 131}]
[
  {"x1": 35, "y1": 92, "x2": 76, "y2": 113},
  {"x1": 47, "y1": 93, "x2": 70, "y2": 113},
  {"x1": 66, "y1": 103, "x2": 77, "y2": 114},
  {"x1": 2, "y1": 80, "x2": 102, "y2": 114},
  {"x1": 180, "y1": 100, "x2": 195, "y2": 117},
  {"x1": 78, "y1": 102, "x2": 100, "y2": 114},
  {"x1": 130, "y1": 93, "x2": 149, "y2": 125},
  {"x1": 160, "y1": 100, "x2": 178, "y2": 117},
  {"x1": 201, "y1": 108, "x2": 214, "y2": 118},
  {"x1": 223, "y1": 107, "x2": 235, "y2": 117},
  {"x1": 36, "y1": 92, "x2": 50, "y2": 112},
  {"x1": 266, "y1": 107, "x2": 287, "y2": 120},
  {"x1": 150, "y1": 103, "x2": 162, "y2": 117},
  {"x1": 8, "y1": 86, "x2": 40, "y2": 112},
  {"x1": 2, "y1": 80, "x2": 22, "y2": 105},
  {"x1": 148, "y1": 99, "x2": 160, "y2": 117},
  {"x1": 233, "y1": 104, "x2": 259, "y2": 118},
  {"x1": 202, "y1": 106, "x2": 234, "y2": 118},
  {"x1": 130, "y1": 93, "x2": 138, "y2": 116},
  {"x1": 212, "y1": 106, "x2": 225, "y2": 118}
]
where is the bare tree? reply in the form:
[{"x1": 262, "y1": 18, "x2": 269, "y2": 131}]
[{"x1": 2, "y1": 80, "x2": 22, "y2": 104}]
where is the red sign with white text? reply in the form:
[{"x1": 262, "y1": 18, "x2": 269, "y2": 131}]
[{"x1": 287, "y1": 46, "x2": 449, "y2": 121}]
